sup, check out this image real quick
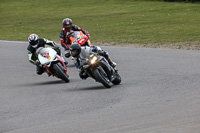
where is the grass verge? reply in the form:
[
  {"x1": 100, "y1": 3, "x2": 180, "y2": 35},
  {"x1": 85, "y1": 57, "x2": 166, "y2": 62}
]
[{"x1": 0, "y1": 0, "x2": 200, "y2": 49}]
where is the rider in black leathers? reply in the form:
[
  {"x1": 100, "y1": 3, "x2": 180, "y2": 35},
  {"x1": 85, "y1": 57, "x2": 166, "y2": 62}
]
[
  {"x1": 27, "y1": 33, "x2": 67, "y2": 75},
  {"x1": 70, "y1": 43, "x2": 117, "y2": 79}
]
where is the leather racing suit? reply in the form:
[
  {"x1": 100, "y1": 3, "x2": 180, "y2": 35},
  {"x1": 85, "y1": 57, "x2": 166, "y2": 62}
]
[
  {"x1": 27, "y1": 38, "x2": 65, "y2": 75},
  {"x1": 59, "y1": 25, "x2": 90, "y2": 58}
]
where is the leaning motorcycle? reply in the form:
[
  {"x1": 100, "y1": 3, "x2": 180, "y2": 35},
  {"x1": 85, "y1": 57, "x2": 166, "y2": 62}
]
[
  {"x1": 78, "y1": 46, "x2": 121, "y2": 88},
  {"x1": 36, "y1": 47, "x2": 69, "y2": 83}
]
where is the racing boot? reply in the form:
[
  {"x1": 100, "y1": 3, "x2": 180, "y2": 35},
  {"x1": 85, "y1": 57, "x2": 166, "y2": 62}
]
[
  {"x1": 108, "y1": 58, "x2": 117, "y2": 68},
  {"x1": 102, "y1": 51, "x2": 117, "y2": 68},
  {"x1": 79, "y1": 70, "x2": 88, "y2": 80},
  {"x1": 36, "y1": 66, "x2": 45, "y2": 75}
]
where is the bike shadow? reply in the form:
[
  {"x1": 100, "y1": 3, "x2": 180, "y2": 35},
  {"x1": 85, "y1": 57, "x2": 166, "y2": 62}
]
[
  {"x1": 68, "y1": 85, "x2": 111, "y2": 91},
  {"x1": 21, "y1": 80, "x2": 67, "y2": 87}
]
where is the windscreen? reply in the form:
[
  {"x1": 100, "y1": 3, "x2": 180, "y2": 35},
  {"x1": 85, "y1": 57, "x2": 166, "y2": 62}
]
[{"x1": 80, "y1": 46, "x2": 93, "y2": 60}]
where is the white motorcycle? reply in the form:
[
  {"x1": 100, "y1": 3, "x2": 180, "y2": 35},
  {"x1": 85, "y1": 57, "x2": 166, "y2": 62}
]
[{"x1": 36, "y1": 47, "x2": 69, "y2": 83}]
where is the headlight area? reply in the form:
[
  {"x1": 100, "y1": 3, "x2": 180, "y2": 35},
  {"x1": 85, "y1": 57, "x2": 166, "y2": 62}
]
[{"x1": 90, "y1": 56, "x2": 97, "y2": 64}]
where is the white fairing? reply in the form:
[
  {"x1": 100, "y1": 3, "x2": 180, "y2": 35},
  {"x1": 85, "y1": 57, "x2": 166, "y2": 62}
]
[{"x1": 36, "y1": 47, "x2": 57, "y2": 66}]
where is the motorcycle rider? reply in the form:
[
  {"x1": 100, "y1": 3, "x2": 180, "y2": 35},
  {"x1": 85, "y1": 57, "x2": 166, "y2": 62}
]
[
  {"x1": 59, "y1": 18, "x2": 116, "y2": 68},
  {"x1": 70, "y1": 43, "x2": 117, "y2": 79},
  {"x1": 27, "y1": 33, "x2": 67, "y2": 75},
  {"x1": 59, "y1": 18, "x2": 90, "y2": 58}
]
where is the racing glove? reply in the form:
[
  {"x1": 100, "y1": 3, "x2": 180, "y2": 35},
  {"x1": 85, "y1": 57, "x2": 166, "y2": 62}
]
[
  {"x1": 65, "y1": 50, "x2": 71, "y2": 58},
  {"x1": 65, "y1": 44, "x2": 70, "y2": 50},
  {"x1": 86, "y1": 32, "x2": 90, "y2": 38},
  {"x1": 53, "y1": 45, "x2": 61, "y2": 56}
]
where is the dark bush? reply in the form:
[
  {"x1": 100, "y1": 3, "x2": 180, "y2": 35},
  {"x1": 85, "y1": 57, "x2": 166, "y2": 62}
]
[{"x1": 164, "y1": 0, "x2": 200, "y2": 2}]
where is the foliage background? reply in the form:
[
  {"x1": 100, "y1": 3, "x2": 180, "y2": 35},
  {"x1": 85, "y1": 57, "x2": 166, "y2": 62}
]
[{"x1": 0, "y1": 0, "x2": 200, "y2": 46}]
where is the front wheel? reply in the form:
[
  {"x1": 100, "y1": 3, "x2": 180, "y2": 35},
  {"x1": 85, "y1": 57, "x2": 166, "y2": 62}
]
[
  {"x1": 93, "y1": 67, "x2": 112, "y2": 88},
  {"x1": 53, "y1": 63, "x2": 69, "y2": 83}
]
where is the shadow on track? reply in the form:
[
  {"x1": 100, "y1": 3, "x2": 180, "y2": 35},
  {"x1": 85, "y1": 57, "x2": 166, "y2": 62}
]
[
  {"x1": 20, "y1": 80, "x2": 67, "y2": 87},
  {"x1": 67, "y1": 85, "x2": 112, "y2": 92}
]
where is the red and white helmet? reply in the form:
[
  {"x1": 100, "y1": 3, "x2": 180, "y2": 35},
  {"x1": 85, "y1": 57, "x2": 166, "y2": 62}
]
[{"x1": 28, "y1": 34, "x2": 39, "y2": 48}]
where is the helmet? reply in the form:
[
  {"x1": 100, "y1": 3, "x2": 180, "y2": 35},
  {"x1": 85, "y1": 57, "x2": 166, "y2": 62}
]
[
  {"x1": 62, "y1": 18, "x2": 72, "y2": 31},
  {"x1": 70, "y1": 43, "x2": 81, "y2": 57},
  {"x1": 28, "y1": 34, "x2": 39, "y2": 48}
]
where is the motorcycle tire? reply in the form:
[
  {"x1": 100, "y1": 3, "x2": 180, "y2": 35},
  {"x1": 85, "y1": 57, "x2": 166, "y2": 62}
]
[
  {"x1": 93, "y1": 68, "x2": 112, "y2": 88},
  {"x1": 53, "y1": 63, "x2": 69, "y2": 83},
  {"x1": 112, "y1": 73, "x2": 121, "y2": 85}
]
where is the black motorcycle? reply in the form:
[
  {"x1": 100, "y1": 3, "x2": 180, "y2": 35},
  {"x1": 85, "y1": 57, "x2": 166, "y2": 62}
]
[{"x1": 78, "y1": 46, "x2": 121, "y2": 88}]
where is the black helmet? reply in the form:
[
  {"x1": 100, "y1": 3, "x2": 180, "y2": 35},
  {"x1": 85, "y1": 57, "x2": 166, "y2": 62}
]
[
  {"x1": 62, "y1": 18, "x2": 72, "y2": 31},
  {"x1": 28, "y1": 34, "x2": 39, "y2": 48},
  {"x1": 70, "y1": 43, "x2": 81, "y2": 57}
]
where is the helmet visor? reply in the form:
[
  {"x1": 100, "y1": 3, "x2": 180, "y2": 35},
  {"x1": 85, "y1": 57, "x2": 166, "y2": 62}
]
[
  {"x1": 30, "y1": 41, "x2": 38, "y2": 45},
  {"x1": 30, "y1": 40, "x2": 38, "y2": 48},
  {"x1": 64, "y1": 24, "x2": 72, "y2": 30},
  {"x1": 71, "y1": 50, "x2": 79, "y2": 57}
]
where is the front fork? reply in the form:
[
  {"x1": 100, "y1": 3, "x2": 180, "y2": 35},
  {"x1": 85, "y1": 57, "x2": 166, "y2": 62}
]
[
  {"x1": 56, "y1": 55, "x2": 68, "y2": 76},
  {"x1": 44, "y1": 55, "x2": 68, "y2": 76},
  {"x1": 95, "y1": 58, "x2": 113, "y2": 80}
]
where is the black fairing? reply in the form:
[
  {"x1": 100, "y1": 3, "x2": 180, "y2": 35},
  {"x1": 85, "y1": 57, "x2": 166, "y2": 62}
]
[
  {"x1": 96, "y1": 57, "x2": 113, "y2": 80},
  {"x1": 79, "y1": 46, "x2": 113, "y2": 81}
]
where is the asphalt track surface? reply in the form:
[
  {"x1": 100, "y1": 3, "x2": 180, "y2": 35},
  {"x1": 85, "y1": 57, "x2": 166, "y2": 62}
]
[{"x1": 0, "y1": 40, "x2": 200, "y2": 133}]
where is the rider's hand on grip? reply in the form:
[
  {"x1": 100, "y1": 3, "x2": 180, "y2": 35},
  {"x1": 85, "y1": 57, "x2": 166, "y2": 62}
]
[
  {"x1": 65, "y1": 44, "x2": 70, "y2": 50},
  {"x1": 65, "y1": 50, "x2": 71, "y2": 58},
  {"x1": 86, "y1": 33, "x2": 90, "y2": 38},
  {"x1": 56, "y1": 48, "x2": 61, "y2": 56},
  {"x1": 53, "y1": 45, "x2": 61, "y2": 55}
]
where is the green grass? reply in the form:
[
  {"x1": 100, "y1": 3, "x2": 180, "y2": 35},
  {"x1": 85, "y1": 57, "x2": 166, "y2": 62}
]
[{"x1": 0, "y1": 0, "x2": 200, "y2": 44}]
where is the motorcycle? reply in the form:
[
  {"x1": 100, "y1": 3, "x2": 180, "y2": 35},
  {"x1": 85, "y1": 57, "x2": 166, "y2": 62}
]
[
  {"x1": 78, "y1": 46, "x2": 121, "y2": 88},
  {"x1": 36, "y1": 47, "x2": 69, "y2": 83},
  {"x1": 68, "y1": 30, "x2": 91, "y2": 47}
]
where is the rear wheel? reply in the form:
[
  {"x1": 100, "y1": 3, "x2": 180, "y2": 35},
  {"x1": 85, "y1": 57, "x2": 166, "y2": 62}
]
[
  {"x1": 112, "y1": 73, "x2": 121, "y2": 85},
  {"x1": 53, "y1": 63, "x2": 69, "y2": 83},
  {"x1": 93, "y1": 67, "x2": 112, "y2": 88}
]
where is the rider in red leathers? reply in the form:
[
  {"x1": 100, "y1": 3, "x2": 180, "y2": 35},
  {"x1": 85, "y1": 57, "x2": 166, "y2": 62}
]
[{"x1": 59, "y1": 18, "x2": 90, "y2": 58}]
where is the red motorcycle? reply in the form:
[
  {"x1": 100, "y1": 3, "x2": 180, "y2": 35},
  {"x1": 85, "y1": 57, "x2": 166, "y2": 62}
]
[{"x1": 68, "y1": 30, "x2": 91, "y2": 47}]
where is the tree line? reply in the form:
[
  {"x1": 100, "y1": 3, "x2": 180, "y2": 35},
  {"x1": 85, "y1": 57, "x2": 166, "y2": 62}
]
[{"x1": 164, "y1": 0, "x2": 200, "y2": 2}]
